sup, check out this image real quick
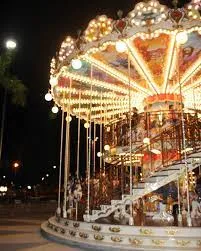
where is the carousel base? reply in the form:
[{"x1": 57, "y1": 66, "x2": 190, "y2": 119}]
[{"x1": 41, "y1": 216, "x2": 201, "y2": 250}]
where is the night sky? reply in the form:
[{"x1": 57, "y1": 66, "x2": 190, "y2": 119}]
[{"x1": 0, "y1": 0, "x2": 189, "y2": 185}]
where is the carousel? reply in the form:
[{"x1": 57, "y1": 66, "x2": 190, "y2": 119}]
[{"x1": 41, "y1": 0, "x2": 201, "y2": 250}]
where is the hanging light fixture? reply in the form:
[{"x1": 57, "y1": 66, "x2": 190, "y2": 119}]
[
  {"x1": 49, "y1": 77, "x2": 58, "y2": 86},
  {"x1": 84, "y1": 122, "x2": 90, "y2": 128},
  {"x1": 66, "y1": 115, "x2": 72, "y2": 122},
  {"x1": 97, "y1": 152, "x2": 102, "y2": 157},
  {"x1": 143, "y1": 137, "x2": 150, "y2": 145},
  {"x1": 45, "y1": 91, "x2": 52, "y2": 101},
  {"x1": 52, "y1": 105, "x2": 59, "y2": 113},
  {"x1": 104, "y1": 144, "x2": 110, "y2": 151}
]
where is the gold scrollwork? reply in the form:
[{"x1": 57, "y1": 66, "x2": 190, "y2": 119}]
[
  {"x1": 94, "y1": 234, "x2": 104, "y2": 241},
  {"x1": 69, "y1": 230, "x2": 76, "y2": 236},
  {"x1": 152, "y1": 239, "x2": 165, "y2": 246},
  {"x1": 111, "y1": 236, "x2": 122, "y2": 242},
  {"x1": 139, "y1": 228, "x2": 153, "y2": 235},
  {"x1": 197, "y1": 240, "x2": 201, "y2": 247},
  {"x1": 79, "y1": 232, "x2": 89, "y2": 239},
  {"x1": 176, "y1": 240, "x2": 191, "y2": 247},
  {"x1": 129, "y1": 238, "x2": 143, "y2": 246},
  {"x1": 73, "y1": 222, "x2": 80, "y2": 228},
  {"x1": 166, "y1": 229, "x2": 178, "y2": 236},
  {"x1": 92, "y1": 225, "x2": 101, "y2": 232},
  {"x1": 109, "y1": 226, "x2": 120, "y2": 233}
]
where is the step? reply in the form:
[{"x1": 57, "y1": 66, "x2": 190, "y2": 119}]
[
  {"x1": 92, "y1": 209, "x2": 101, "y2": 215},
  {"x1": 146, "y1": 176, "x2": 164, "y2": 182},
  {"x1": 111, "y1": 200, "x2": 123, "y2": 206}
]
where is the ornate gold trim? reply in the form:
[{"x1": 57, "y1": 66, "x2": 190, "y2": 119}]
[
  {"x1": 166, "y1": 229, "x2": 178, "y2": 236},
  {"x1": 73, "y1": 222, "x2": 80, "y2": 228},
  {"x1": 129, "y1": 238, "x2": 143, "y2": 246},
  {"x1": 92, "y1": 225, "x2": 101, "y2": 232},
  {"x1": 109, "y1": 226, "x2": 120, "y2": 233},
  {"x1": 176, "y1": 240, "x2": 191, "y2": 247},
  {"x1": 94, "y1": 234, "x2": 104, "y2": 241},
  {"x1": 139, "y1": 228, "x2": 153, "y2": 235},
  {"x1": 69, "y1": 230, "x2": 76, "y2": 236},
  {"x1": 79, "y1": 232, "x2": 89, "y2": 239},
  {"x1": 111, "y1": 236, "x2": 122, "y2": 242},
  {"x1": 152, "y1": 239, "x2": 165, "y2": 246},
  {"x1": 197, "y1": 240, "x2": 201, "y2": 247}
]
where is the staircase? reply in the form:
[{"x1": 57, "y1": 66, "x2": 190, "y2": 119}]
[{"x1": 84, "y1": 150, "x2": 201, "y2": 222}]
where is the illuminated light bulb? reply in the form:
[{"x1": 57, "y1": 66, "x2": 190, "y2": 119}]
[
  {"x1": 66, "y1": 115, "x2": 72, "y2": 122},
  {"x1": 49, "y1": 77, "x2": 58, "y2": 86},
  {"x1": 104, "y1": 144, "x2": 110, "y2": 151},
  {"x1": 176, "y1": 31, "x2": 188, "y2": 44},
  {"x1": 115, "y1": 41, "x2": 127, "y2": 53},
  {"x1": 84, "y1": 122, "x2": 90, "y2": 128},
  {"x1": 45, "y1": 92, "x2": 52, "y2": 101},
  {"x1": 71, "y1": 59, "x2": 82, "y2": 70},
  {"x1": 97, "y1": 152, "x2": 102, "y2": 157},
  {"x1": 52, "y1": 105, "x2": 59, "y2": 113},
  {"x1": 143, "y1": 137, "x2": 150, "y2": 145}
]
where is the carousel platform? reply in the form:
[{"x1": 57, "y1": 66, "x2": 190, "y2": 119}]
[{"x1": 41, "y1": 216, "x2": 201, "y2": 250}]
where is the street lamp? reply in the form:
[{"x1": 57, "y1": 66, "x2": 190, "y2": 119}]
[
  {"x1": 0, "y1": 39, "x2": 17, "y2": 168},
  {"x1": 5, "y1": 39, "x2": 17, "y2": 50}
]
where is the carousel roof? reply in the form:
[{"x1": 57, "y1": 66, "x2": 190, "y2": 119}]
[{"x1": 48, "y1": 0, "x2": 201, "y2": 124}]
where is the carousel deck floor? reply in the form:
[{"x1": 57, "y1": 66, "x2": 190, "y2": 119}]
[{"x1": 95, "y1": 212, "x2": 201, "y2": 227}]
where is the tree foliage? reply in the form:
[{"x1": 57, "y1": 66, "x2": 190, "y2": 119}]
[{"x1": 0, "y1": 51, "x2": 27, "y2": 107}]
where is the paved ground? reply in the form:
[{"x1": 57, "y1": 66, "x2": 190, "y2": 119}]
[{"x1": 0, "y1": 202, "x2": 81, "y2": 251}]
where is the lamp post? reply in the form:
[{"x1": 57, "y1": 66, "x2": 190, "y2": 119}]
[{"x1": 0, "y1": 40, "x2": 17, "y2": 167}]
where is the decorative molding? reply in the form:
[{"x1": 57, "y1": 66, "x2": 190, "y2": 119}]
[
  {"x1": 94, "y1": 234, "x2": 104, "y2": 241},
  {"x1": 129, "y1": 238, "x2": 143, "y2": 246},
  {"x1": 79, "y1": 232, "x2": 89, "y2": 239},
  {"x1": 69, "y1": 230, "x2": 76, "y2": 236},
  {"x1": 176, "y1": 240, "x2": 191, "y2": 247},
  {"x1": 166, "y1": 229, "x2": 178, "y2": 236},
  {"x1": 92, "y1": 225, "x2": 101, "y2": 232},
  {"x1": 109, "y1": 226, "x2": 121, "y2": 233},
  {"x1": 152, "y1": 239, "x2": 165, "y2": 246},
  {"x1": 73, "y1": 222, "x2": 80, "y2": 228},
  {"x1": 139, "y1": 228, "x2": 153, "y2": 235},
  {"x1": 111, "y1": 236, "x2": 122, "y2": 242}
]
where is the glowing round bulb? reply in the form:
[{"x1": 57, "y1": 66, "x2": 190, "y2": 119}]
[
  {"x1": 104, "y1": 144, "x2": 110, "y2": 151},
  {"x1": 6, "y1": 39, "x2": 16, "y2": 50},
  {"x1": 71, "y1": 59, "x2": 82, "y2": 70},
  {"x1": 84, "y1": 122, "x2": 90, "y2": 128},
  {"x1": 97, "y1": 152, "x2": 102, "y2": 157},
  {"x1": 49, "y1": 77, "x2": 58, "y2": 86},
  {"x1": 115, "y1": 41, "x2": 127, "y2": 53},
  {"x1": 45, "y1": 92, "x2": 52, "y2": 101},
  {"x1": 52, "y1": 105, "x2": 59, "y2": 113},
  {"x1": 143, "y1": 137, "x2": 150, "y2": 145},
  {"x1": 66, "y1": 115, "x2": 72, "y2": 122},
  {"x1": 176, "y1": 31, "x2": 188, "y2": 44}
]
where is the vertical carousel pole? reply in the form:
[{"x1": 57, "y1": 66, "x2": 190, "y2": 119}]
[
  {"x1": 100, "y1": 92, "x2": 103, "y2": 174},
  {"x1": 93, "y1": 122, "x2": 96, "y2": 177},
  {"x1": 177, "y1": 44, "x2": 192, "y2": 227},
  {"x1": 56, "y1": 103, "x2": 65, "y2": 219},
  {"x1": 128, "y1": 50, "x2": 134, "y2": 225},
  {"x1": 86, "y1": 64, "x2": 93, "y2": 221},
  {"x1": 76, "y1": 90, "x2": 81, "y2": 221},
  {"x1": 63, "y1": 78, "x2": 72, "y2": 218}
]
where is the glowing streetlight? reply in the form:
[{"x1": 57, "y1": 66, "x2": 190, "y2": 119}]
[
  {"x1": 53, "y1": 165, "x2": 56, "y2": 169},
  {"x1": 46, "y1": 174, "x2": 49, "y2": 177},
  {"x1": 3, "y1": 176, "x2": 5, "y2": 179},
  {"x1": 6, "y1": 39, "x2": 17, "y2": 50}
]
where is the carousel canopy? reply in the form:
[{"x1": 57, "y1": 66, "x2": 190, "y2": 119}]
[{"x1": 48, "y1": 0, "x2": 201, "y2": 124}]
